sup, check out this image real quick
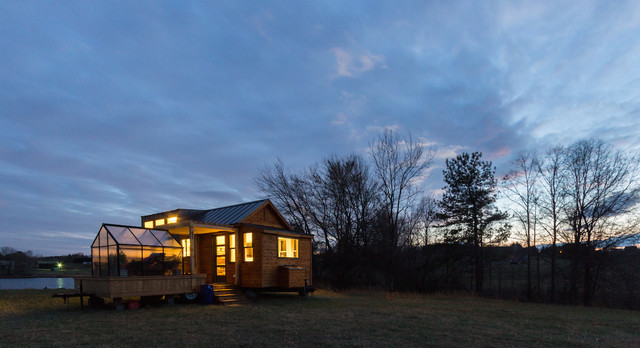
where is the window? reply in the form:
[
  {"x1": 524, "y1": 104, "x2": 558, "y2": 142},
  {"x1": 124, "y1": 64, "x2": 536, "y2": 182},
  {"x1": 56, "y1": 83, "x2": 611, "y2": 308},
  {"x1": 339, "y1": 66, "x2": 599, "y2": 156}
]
[
  {"x1": 216, "y1": 235, "x2": 226, "y2": 276},
  {"x1": 229, "y1": 234, "x2": 236, "y2": 263},
  {"x1": 278, "y1": 237, "x2": 298, "y2": 258},
  {"x1": 167, "y1": 216, "x2": 178, "y2": 224},
  {"x1": 155, "y1": 218, "x2": 165, "y2": 226},
  {"x1": 144, "y1": 220, "x2": 154, "y2": 228},
  {"x1": 244, "y1": 233, "x2": 253, "y2": 262},
  {"x1": 181, "y1": 238, "x2": 191, "y2": 257}
]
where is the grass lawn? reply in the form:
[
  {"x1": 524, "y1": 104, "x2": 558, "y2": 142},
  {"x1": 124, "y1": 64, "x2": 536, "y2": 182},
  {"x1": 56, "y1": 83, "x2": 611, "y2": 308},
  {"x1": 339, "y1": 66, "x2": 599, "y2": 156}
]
[{"x1": 0, "y1": 289, "x2": 639, "y2": 347}]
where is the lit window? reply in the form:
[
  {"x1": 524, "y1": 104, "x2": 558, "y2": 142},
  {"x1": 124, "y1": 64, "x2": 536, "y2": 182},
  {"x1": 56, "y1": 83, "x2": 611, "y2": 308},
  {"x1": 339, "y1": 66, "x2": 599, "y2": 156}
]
[
  {"x1": 244, "y1": 233, "x2": 253, "y2": 262},
  {"x1": 155, "y1": 219, "x2": 165, "y2": 226},
  {"x1": 181, "y1": 238, "x2": 190, "y2": 257},
  {"x1": 144, "y1": 221, "x2": 154, "y2": 228},
  {"x1": 229, "y1": 234, "x2": 236, "y2": 263},
  {"x1": 278, "y1": 237, "x2": 298, "y2": 258},
  {"x1": 167, "y1": 216, "x2": 178, "y2": 224}
]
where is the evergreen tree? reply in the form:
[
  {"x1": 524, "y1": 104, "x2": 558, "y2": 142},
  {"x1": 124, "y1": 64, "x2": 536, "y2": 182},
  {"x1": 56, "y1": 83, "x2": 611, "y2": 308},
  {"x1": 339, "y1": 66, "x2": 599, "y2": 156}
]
[{"x1": 439, "y1": 152, "x2": 508, "y2": 293}]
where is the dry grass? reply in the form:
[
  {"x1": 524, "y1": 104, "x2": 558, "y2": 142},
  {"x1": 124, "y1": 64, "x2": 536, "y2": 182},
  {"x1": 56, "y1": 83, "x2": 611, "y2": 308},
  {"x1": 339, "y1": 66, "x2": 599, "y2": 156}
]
[{"x1": 1, "y1": 289, "x2": 639, "y2": 347}]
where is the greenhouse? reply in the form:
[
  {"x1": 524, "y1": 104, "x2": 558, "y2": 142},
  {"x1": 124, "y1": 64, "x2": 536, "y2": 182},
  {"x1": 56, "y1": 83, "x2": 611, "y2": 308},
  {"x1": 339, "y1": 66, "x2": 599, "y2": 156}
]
[{"x1": 91, "y1": 224, "x2": 183, "y2": 277}]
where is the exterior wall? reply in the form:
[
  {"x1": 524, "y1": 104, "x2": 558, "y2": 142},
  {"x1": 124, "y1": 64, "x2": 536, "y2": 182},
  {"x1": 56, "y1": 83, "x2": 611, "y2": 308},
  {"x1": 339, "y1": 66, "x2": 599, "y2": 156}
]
[
  {"x1": 197, "y1": 234, "x2": 213, "y2": 284},
  {"x1": 261, "y1": 232, "x2": 313, "y2": 287},
  {"x1": 238, "y1": 225, "x2": 263, "y2": 287},
  {"x1": 243, "y1": 205, "x2": 289, "y2": 229}
]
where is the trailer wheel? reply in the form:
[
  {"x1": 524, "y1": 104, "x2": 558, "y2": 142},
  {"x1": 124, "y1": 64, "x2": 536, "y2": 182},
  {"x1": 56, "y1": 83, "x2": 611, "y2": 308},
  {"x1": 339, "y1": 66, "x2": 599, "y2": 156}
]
[{"x1": 183, "y1": 292, "x2": 199, "y2": 302}]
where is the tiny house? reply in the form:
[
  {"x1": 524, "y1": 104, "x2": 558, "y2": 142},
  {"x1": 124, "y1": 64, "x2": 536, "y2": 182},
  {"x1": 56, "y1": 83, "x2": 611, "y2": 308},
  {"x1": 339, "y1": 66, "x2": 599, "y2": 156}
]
[
  {"x1": 75, "y1": 199, "x2": 312, "y2": 305},
  {"x1": 140, "y1": 199, "x2": 313, "y2": 290}
]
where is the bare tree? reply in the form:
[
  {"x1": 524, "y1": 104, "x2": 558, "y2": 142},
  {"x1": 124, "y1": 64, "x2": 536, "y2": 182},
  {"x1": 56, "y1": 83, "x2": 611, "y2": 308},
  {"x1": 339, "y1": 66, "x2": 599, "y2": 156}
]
[
  {"x1": 503, "y1": 151, "x2": 540, "y2": 301},
  {"x1": 536, "y1": 146, "x2": 565, "y2": 303},
  {"x1": 562, "y1": 138, "x2": 640, "y2": 305},
  {"x1": 369, "y1": 129, "x2": 434, "y2": 290}
]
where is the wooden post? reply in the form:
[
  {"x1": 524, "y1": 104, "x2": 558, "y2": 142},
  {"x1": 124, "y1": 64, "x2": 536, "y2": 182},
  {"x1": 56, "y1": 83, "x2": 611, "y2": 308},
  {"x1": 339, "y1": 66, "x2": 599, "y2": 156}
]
[
  {"x1": 189, "y1": 224, "x2": 196, "y2": 274},
  {"x1": 235, "y1": 229, "x2": 240, "y2": 285}
]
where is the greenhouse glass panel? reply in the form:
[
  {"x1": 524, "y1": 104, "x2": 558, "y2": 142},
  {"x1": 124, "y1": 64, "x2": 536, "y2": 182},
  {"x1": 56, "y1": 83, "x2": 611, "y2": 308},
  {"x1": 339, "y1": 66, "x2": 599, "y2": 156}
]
[
  {"x1": 136, "y1": 228, "x2": 163, "y2": 246},
  {"x1": 92, "y1": 248, "x2": 99, "y2": 275},
  {"x1": 107, "y1": 226, "x2": 140, "y2": 246},
  {"x1": 119, "y1": 247, "x2": 142, "y2": 276},
  {"x1": 92, "y1": 226, "x2": 107, "y2": 248},
  {"x1": 99, "y1": 246, "x2": 108, "y2": 276},
  {"x1": 150, "y1": 229, "x2": 182, "y2": 248},
  {"x1": 99, "y1": 227, "x2": 108, "y2": 249},
  {"x1": 163, "y1": 248, "x2": 182, "y2": 275},
  {"x1": 142, "y1": 247, "x2": 164, "y2": 276},
  {"x1": 90, "y1": 224, "x2": 186, "y2": 277},
  {"x1": 108, "y1": 244, "x2": 118, "y2": 276}
]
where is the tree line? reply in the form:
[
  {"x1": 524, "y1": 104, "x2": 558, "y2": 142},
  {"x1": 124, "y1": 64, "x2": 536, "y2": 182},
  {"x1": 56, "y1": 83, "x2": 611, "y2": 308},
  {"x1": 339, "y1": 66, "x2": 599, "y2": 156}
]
[{"x1": 256, "y1": 131, "x2": 640, "y2": 308}]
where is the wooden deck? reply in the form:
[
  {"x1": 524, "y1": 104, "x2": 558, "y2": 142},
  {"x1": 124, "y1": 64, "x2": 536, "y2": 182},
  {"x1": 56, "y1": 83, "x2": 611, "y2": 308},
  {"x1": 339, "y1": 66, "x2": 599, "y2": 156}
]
[{"x1": 74, "y1": 274, "x2": 207, "y2": 299}]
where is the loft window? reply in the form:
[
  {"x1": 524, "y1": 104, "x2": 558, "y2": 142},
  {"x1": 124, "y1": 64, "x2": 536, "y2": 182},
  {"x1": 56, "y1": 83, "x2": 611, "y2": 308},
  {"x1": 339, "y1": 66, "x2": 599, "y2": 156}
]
[
  {"x1": 167, "y1": 216, "x2": 178, "y2": 224},
  {"x1": 229, "y1": 234, "x2": 236, "y2": 263},
  {"x1": 182, "y1": 238, "x2": 191, "y2": 257},
  {"x1": 244, "y1": 233, "x2": 253, "y2": 262},
  {"x1": 155, "y1": 219, "x2": 165, "y2": 226},
  {"x1": 278, "y1": 237, "x2": 298, "y2": 258},
  {"x1": 143, "y1": 221, "x2": 154, "y2": 228}
]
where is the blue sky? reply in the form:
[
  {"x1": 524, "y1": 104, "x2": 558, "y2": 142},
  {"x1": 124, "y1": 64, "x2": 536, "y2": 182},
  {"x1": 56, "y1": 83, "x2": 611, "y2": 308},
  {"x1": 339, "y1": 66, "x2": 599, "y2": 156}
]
[{"x1": 1, "y1": 1, "x2": 639, "y2": 255}]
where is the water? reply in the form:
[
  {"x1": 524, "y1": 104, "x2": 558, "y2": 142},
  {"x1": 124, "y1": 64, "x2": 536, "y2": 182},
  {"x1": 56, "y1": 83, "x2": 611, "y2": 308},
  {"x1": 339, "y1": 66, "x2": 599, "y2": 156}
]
[{"x1": 0, "y1": 277, "x2": 75, "y2": 290}]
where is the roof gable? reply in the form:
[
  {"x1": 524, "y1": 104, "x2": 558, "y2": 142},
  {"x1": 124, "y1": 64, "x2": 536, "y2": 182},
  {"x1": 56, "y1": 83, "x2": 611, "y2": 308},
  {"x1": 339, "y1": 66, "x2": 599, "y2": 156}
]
[{"x1": 241, "y1": 200, "x2": 292, "y2": 230}]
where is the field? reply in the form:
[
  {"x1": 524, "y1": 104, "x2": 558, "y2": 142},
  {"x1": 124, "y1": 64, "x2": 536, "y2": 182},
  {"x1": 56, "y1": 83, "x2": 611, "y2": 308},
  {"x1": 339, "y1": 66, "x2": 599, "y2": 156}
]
[{"x1": 1, "y1": 290, "x2": 639, "y2": 347}]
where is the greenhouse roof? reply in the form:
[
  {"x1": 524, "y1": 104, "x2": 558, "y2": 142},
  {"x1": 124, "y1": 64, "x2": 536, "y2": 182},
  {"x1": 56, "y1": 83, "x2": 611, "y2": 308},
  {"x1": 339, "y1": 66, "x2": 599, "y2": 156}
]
[{"x1": 92, "y1": 224, "x2": 182, "y2": 249}]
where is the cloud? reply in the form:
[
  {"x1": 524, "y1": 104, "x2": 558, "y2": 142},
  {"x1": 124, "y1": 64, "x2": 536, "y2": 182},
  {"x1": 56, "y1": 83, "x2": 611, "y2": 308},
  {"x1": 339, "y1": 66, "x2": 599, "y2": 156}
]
[{"x1": 330, "y1": 47, "x2": 386, "y2": 77}]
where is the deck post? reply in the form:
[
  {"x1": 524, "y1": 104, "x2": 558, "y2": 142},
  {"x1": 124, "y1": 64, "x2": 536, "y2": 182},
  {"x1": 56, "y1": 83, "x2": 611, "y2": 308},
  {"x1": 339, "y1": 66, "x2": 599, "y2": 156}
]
[
  {"x1": 235, "y1": 229, "x2": 240, "y2": 285},
  {"x1": 189, "y1": 224, "x2": 196, "y2": 274}
]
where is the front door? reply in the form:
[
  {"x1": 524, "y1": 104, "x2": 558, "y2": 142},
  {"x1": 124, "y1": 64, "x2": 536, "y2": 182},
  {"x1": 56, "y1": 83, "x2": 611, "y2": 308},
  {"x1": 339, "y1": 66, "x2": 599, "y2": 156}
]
[{"x1": 214, "y1": 235, "x2": 226, "y2": 283}]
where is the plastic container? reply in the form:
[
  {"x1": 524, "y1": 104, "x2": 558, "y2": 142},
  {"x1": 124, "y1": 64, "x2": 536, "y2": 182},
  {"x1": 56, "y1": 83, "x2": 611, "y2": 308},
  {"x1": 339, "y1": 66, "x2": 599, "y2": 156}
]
[{"x1": 200, "y1": 284, "x2": 214, "y2": 305}]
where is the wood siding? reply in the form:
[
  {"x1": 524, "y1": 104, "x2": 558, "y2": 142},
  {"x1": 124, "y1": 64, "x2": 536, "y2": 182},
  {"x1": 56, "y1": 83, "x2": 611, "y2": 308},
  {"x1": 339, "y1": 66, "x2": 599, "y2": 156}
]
[
  {"x1": 75, "y1": 274, "x2": 206, "y2": 298},
  {"x1": 243, "y1": 204, "x2": 289, "y2": 229},
  {"x1": 238, "y1": 225, "x2": 262, "y2": 287},
  {"x1": 197, "y1": 234, "x2": 213, "y2": 284},
  {"x1": 261, "y1": 232, "x2": 313, "y2": 287}
]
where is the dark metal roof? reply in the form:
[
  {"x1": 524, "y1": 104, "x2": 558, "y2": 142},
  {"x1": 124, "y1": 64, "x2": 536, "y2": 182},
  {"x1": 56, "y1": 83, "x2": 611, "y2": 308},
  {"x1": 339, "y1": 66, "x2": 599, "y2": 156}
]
[{"x1": 199, "y1": 199, "x2": 268, "y2": 225}]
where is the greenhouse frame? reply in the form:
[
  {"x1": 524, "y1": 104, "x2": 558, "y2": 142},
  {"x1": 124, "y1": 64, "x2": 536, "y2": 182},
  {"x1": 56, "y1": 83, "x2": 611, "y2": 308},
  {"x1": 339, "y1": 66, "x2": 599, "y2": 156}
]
[{"x1": 91, "y1": 224, "x2": 184, "y2": 277}]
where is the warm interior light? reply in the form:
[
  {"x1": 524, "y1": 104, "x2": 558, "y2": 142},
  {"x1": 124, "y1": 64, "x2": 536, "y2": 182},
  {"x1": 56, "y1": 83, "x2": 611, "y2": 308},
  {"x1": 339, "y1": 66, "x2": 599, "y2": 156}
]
[
  {"x1": 167, "y1": 216, "x2": 178, "y2": 224},
  {"x1": 244, "y1": 233, "x2": 254, "y2": 262},
  {"x1": 229, "y1": 234, "x2": 236, "y2": 263},
  {"x1": 182, "y1": 238, "x2": 191, "y2": 257},
  {"x1": 278, "y1": 237, "x2": 298, "y2": 258},
  {"x1": 155, "y1": 219, "x2": 165, "y2": 226},
  {"x1": 144, "y1": 221, "x2": 154, "y2": 228}
]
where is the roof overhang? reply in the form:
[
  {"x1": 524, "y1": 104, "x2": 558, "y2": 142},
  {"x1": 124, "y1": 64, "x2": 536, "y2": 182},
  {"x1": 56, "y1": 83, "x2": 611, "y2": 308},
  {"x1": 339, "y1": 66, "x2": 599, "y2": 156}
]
[{"x1": 161, "y1": 221, "x2": 237, "y2": 235}]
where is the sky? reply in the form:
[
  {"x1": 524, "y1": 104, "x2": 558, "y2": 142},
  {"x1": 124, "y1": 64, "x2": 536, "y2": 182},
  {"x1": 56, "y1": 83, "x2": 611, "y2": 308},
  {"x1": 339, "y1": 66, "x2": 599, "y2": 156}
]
[{"x1": 1, "y1": 1, "x2": 640, "y2": 255}]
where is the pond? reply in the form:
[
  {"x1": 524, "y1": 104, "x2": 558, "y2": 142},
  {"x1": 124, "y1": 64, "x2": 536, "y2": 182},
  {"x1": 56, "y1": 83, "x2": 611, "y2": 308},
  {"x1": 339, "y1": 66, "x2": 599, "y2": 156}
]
[{"x1": 0, "y1": 277, "x2": 75, "y2": 290}]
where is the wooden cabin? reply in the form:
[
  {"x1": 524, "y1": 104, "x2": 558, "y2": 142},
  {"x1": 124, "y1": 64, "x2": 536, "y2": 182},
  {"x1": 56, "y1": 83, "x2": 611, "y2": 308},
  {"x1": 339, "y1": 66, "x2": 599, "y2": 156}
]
[{"x1": 140, "y1": 199, "x2": 313, "y2": 290}]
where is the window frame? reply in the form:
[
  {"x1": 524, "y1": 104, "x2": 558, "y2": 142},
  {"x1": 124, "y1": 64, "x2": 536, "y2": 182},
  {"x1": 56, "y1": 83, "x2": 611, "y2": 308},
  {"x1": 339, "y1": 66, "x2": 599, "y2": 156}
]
[
  {"x1": 243, "y1": 232, "x2": 254, "y2": 262},
  {"x1": 277, "y1": 237, "x2": 299, "y2": 259}
]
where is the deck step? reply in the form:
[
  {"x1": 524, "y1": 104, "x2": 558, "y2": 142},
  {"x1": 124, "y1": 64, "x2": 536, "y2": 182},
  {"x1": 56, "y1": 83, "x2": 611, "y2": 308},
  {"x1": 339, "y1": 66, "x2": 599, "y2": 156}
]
[{"x1": 212, "y1": 284, "x2": 251, "y2": 306}]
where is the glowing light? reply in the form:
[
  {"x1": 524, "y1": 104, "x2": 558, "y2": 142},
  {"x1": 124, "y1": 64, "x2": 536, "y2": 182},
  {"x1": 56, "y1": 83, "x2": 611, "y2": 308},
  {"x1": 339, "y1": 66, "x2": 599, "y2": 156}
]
[
  {"x1": 167, "y1": 216, "x2": 178, "y2": 224},
  {"x1": 182, "y1": 238, "x2": 191, "y2": 257},
  {"x1": 278, "y1": 237, "x2": 299, "y2": 258},
  {"x1": 57, "y1": 262, "x2": 63, "y2": 270},
  {"x1": 144, "y1": 221, "x2": 153, "y2": 228},
  {"x1": 155, "y1": 219, "x2": 165, "y2": 226},
  {"x1": 244, "y1": 233, "x2": 254, "y2": 262}
]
